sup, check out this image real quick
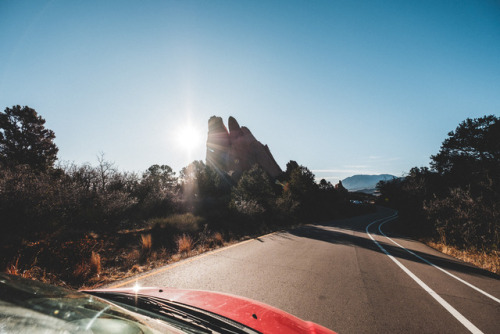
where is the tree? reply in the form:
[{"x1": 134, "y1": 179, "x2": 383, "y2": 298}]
[
  {"x1": 230, "y1": 165, "x2": 275, "y2": 215},
  {"x1": 377, "y1": 115, "x2": 500, "y2": 247},
  {"x1": 319, "y1": 179, "x2": 334, "y2": 191},
  {"x1": 180, "y1": 160, "x2": 231, "y2": 198},
  {"x1": 143, "y1": 164, "x2": 177, "y2": 190},
  {"x1": 431, "y1": 115, "x2": 499, "y2": 176},
  {"x1": 0, "y1": 105, "x2": 58, "y2": 171},
  {"x1": 334, "y1": 180, "x2": 348, "y2": 194},
  {"x1": 96, "y1": 152, "x2": 117, "y2": 191},
  {"x1": 284, "y1": 160, "x2": 299, "y2": 179},
  {"x1": 288, "y1": 164, "x2": 317, "y2": 201},
  {"x1": 137, "y1": 164, "x2": 178, "y2": 217},
  {"x1": 284, "y1": 163, "x2": 319, "y2": 218}
]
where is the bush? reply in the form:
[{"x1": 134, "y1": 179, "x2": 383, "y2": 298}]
[
  {"x1": 424, "y1": 188, "x2": 499, "y2": 250},
  {"x1": 149, "y1": 213, "x2": 204, "y2": 251},
  {"x1": 148, "y1": 213, "x2": 203, "y2": 232}
]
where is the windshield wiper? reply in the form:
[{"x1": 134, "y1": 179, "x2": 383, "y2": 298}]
[{"x1": 86, "y1": 291, "x2": 260, "y2": 334}]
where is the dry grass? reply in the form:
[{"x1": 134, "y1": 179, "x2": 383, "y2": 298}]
[
  {"x1": 141, "y1": 234, "x2": 152, "y2": 258},
  {"x1": 90, "y1": 251, "x2": 101, "y2": 276},
  {"x1": 6, "y1": 257, "x2": 48, "y2": 281},
  {"x1": 148, "y1": 213, "x2": 203, "y2": 233},
  {"x1": 213, "y1": 232, "x2": 224, "y2": 245},
  {"x1": 3, "y1": 225, "x2": 239, "y2": 289},
  {"x1": 426, "y1": 241, "x2": 500, "y2": 274},
  {"x1": 150, "y1": 247, "x2": 168, "y2": 262},
  {"x1": 177, "y1": 234, "x2": 193, "y2": 255},
  {"x1": 130, "y1": 264, "x2": 143, "y2": 274},
  {"x1": 122, "y1": 249, "x2": 141, "y2": 267},
  {"x1": 73, "y1": 262, "x2": 87, "y2": 279},
  {"x1": 73, "y1": 251, "x2": 101, "y2": 279},
  {"x1": 6, "y1": 257, "x2": 21, "y2": 276}
]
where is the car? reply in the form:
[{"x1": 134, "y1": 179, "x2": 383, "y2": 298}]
[{"x1": 0, "y1": 272, "x2": 336, "y2": 333}]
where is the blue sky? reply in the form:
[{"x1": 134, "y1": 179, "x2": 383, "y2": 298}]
[{"x1": 1, "y1": 0, "x2": 499, "y2": 182}]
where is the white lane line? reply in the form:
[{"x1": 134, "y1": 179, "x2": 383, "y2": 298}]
[
  {"x1": 379, "y1": 220, "x2": 500, "y2": 304},
  {"x1": 366, "y1": 216, "x2": 483, "y2": 334}
]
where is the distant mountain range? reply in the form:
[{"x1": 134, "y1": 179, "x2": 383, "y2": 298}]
[{"x1": 341, "y1": 174, "x2": 397, "y2": 194}]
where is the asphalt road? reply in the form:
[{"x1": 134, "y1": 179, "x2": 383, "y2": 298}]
[{"x1": 107, "y1": 207, "x2": 500, "y2": 333}]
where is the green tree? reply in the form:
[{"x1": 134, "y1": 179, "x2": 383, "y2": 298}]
[
  {"x1": 230, "y1": 165, "x2": 275, "y2": 215},
  {"x1": 137, "y1": 164, "x2": 178, "y2": 217},
  {"x1": 180, "y1": 160, "x2": 232, "y2": 215},
  {"x1": 378, "y1": 115, "x2": 500, "y2": 249},
  {"x1": 180, "y1": 161, "x2": 231, "y2": 198},
  {"x1": 284, "y1": 162, "x2": 319, "y2": 218},
  {"x1": 0, "y1": 105, "x2": 58, "y2": 171},
  {"x1": 288, "y1": 164, "x2": 317, "y2": 201},
  {"x1": 431, "y1": 115, "x2": 499, "y2": 178},
  {"x1": 143, "y1": 164, "x2": 177, "y2": 190}
]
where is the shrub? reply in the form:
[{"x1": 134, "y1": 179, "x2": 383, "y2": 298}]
[
  {"x1": 148, "y1": 213, "x2": 203, "y2": 233},
  {"x1": 149, "y1": 213, "x2": 203, "y2": 251},
  {"x1": 424, "y1": 188, "x2": 499, "y2": 250},
  {"x1": 213, "y1": 232, "x2": 224, "y2": 245}
]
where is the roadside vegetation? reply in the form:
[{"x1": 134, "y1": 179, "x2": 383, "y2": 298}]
[
  {"x1": 0, "y1": 105, "x2": 373, "y2": 288},
  {"x1": 377, "y1": 115, "x2": 499, "y2": 274}
]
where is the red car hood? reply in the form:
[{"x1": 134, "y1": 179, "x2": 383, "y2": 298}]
[{"x1": 89, "y1": 287, "x2": 335, "y2": 334}]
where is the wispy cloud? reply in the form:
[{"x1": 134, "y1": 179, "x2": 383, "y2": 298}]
[
  {"x1": 313, "y1": 169, "x2": 357, "y2": 173},
  {"x1": 313, "y1": 169, "x2": 381, "y2": 174},
  {"x1": 367, "y1": 156, "x2": 400, "y2": 162},
  {"x1": 322, "y1": 176, "x2": 342, "y2": 181}
]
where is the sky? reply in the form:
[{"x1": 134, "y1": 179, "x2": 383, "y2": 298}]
[{"x1": 1, "y1": 0, "x2": 499, "y2": 183}]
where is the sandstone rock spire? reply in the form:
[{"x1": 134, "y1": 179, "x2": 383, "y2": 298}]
[{"x1": 206, "y1": 116, "x2": 282, "y2": 179}]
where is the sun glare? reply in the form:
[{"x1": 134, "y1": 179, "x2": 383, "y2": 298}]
[
  {"x1": 133, "y1": 281, "x2": 141, "y2": 293},
  {"x1": 176, "y1": 124, "x2": 201, "y2": 151}
]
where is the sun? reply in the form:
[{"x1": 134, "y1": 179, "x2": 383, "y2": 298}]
[{"x1": 175, "y1": 124, "x2": 202, "y2": 151}]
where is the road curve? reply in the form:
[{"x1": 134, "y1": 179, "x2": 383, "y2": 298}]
[{"x1": 107, "y1": 207, "x2": 500, "y2": 333}]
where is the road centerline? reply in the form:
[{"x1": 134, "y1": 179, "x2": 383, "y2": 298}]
[
  {"x1": 378, "y1": 220, "x2": 500, "y2": 304},
  {"x1": 366, "y1": 216, "x2": 484, "y2": 334}
]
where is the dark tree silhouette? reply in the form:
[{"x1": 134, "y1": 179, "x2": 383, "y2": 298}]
[
  {"x1": 378, "y1": 115, "x2": 500, "y2": 249},
  {"x1": 431, "y1": 115, "x2": 499, "y2": 177},
  {"x1": 137, "y1": 164, "x2": 178, "y2": 217},
  {"x1": 0, "y1": 105, "x2": 58, "y2": 171},
  {"x1": 231, "y1": 164, "x2": 274, "y2": 215}
]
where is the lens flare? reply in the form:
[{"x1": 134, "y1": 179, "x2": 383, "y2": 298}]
[
  {"x1": 176, "y1": 124, "x2": 201, "y2": 151},
  {"x1": 132, "y1": 281, "x2": 141, "y2": 293}
]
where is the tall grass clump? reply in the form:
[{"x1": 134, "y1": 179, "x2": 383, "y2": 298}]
[
  {"x1": 140, "y1": 234, "x2": 152, "y2": 260},
  {"x1": 149, "y1": 213, "x2": 203, "y2": 251},
  {"x1": 90, "y1": 251, "x2": 101, "y2": 276},
  {"x1": 177, "y1": 234, "x2": 193, "y2": 255},
  {"x1": 74, "y1": 251, "x2": 101, "y2": 280},
  {"x1": 6, "y1": 257, "x2": 21, "y2": 276}
]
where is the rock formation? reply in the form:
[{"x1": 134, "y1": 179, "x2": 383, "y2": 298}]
[{"x1": 206, "y1": 116, "x2": 282, "y2": 179}]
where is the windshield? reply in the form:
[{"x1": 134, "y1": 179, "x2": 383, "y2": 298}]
[{"x1": 0, "y1": 273, "x2": 182, "y2": 334}]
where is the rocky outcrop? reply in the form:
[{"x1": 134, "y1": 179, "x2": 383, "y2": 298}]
[{"x1": 206, "y1": 116, "x2": 282, "y2": 179}]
